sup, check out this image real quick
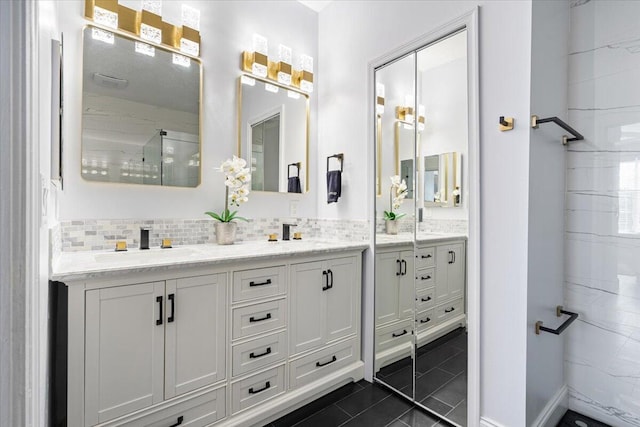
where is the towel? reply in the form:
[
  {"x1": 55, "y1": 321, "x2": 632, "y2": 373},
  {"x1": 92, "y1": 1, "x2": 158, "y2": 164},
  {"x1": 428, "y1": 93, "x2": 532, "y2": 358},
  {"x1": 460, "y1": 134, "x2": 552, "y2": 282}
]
[
  {"x1": 327, "y1": 170, "x2": 342, "y2": 203},
  {"x1": 288, "y1": 176, "x2": 302, "y2": 193}
]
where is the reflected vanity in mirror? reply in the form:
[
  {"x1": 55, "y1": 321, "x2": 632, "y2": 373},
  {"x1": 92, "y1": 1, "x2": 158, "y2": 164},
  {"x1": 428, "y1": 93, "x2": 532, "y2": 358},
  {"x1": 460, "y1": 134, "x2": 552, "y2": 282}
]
[
  {"x1": 374, "y1": 23, "x2": 475, "y2": 427},
  {"x1": 81, "y1": 26, "x2": 201, "y2": 187},
  {"x1": 237, "y1": 75, "x2": 309, "y2": 193}
]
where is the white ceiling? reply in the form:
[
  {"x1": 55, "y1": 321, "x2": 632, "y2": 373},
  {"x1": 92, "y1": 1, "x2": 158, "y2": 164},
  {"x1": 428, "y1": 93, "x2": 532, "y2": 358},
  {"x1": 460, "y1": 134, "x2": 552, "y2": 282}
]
[
  {"x1": 417, "y1": 30, "x2": 467, "y2": 72},
  {"x1": 297, "y1": 0, "x2": 333, "y2": 12}
]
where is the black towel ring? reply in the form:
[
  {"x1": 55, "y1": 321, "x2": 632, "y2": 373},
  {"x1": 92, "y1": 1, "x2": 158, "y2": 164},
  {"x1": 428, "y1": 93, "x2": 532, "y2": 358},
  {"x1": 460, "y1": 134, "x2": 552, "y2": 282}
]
[{"x1": 327, "y1": 153, "x2": 344, "y2": 173}]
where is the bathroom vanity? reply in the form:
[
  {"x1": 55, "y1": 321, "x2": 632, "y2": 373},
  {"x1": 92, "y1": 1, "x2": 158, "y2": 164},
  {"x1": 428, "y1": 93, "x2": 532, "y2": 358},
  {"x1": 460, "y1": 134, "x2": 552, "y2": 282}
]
[{"x1": 51, "y1": 240, "x2": 365, "y2": 427}]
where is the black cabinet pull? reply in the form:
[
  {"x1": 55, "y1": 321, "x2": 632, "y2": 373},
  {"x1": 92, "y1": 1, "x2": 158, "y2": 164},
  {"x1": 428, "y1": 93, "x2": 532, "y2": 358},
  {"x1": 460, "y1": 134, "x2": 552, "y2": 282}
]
[
  {"x1": 168, "y1": 416, "x2": 184, "y2": 427},
  {"x1": 421, "y1": 275, "x2": 431, "y2": 280},
  {"x1": 248, "y1": 381, "x2": 271, "y2": 394},
  {"x1": 421, "y1": 296, "x2": 432, "y2": 302},
  {"x1": 167, "y1": 293, "x2": 175, "y2": 323},
  {"x1": 420, "y1": 254, "x2": 432, "y2": 259},
  {"x1": 401, "y1": 260, "x2": 407, "y2": 276},
  {"x1": 392, "y1": 329, "x2": 408, "y2": 338},
  {"x1": 396, "y1": 259, "x2": 401, "y2": 276},
  {"x1": 420, "y1": 317, "x2": 431, "y2": 324},
  {"x1": 249, "y1": 279, "x2": 272, "y2": 287},
  {"x1": 448, "y1": 250, "x2": 454, "y2": 264},
  {"x1": 249, "y1": 347, "x2": 272, "y2": 359},
  {"x1": 322, "y1": 270, "x2": 330, "y2": 291},
  {"x1": 328, "y1": 269, "x2": 334, "y2": 288},
  {"x1": 315, "y1": 355, "x2": 337, "y2": 367},
  {"x1": 156, "y1": 296, "x2": 163, "y2": 325},
  {"x1": 249, "y1": 313, "x2": 272, "y2": 323},
  {"x1": 445, "y1": 307, "x2": 455, "y2": 313}
]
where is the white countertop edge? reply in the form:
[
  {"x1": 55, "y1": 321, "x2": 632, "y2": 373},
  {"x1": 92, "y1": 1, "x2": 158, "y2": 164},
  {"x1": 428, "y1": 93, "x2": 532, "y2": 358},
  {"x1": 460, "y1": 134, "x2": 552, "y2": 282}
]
[
  {"x1": 51, "y1": 240, "x2": 369, "y2": 282},
  {"x1": 375, "y1": 232, "x2": 467, "y2": 248}
]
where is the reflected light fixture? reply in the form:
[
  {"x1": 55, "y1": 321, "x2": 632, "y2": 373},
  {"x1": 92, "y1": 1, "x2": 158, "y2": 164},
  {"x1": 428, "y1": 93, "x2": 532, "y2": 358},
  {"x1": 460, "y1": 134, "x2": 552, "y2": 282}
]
[
  {"x1": 241, "y1": 75, "x2": 256, "y2": 86},
  {"x1": 294, "y1": 53, "x2": 314, "y2": 92},
  {"x1": 135, "y1": 41, "x2": 155, "y2": 56},
  {"x1": 172, "y1": 53, "x2": 191, "y2": 67},
  {"x1": 376, "y1": 83, "x2": 385, "y2": 115},
  {"x1": 418, "y1": 105, "x2": 425, "y2": 131},
  {"x1": 287, "y1": 90, "x2": 300, "y2": 99},
  {"x1": 265, "y1": 83, "x2": 279, "y2": 93}
]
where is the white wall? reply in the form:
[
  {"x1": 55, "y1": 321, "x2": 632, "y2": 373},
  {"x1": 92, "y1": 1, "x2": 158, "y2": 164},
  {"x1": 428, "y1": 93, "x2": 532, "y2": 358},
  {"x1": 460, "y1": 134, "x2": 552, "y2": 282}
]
[
  {"x1": 318, "y1": 1, "x2": 533, "y2": 426},
  {"x1": 57, "y1": 0, "x2": 318, "y2": 220},
  {"x1": 526, "y1": 1, "x2": 570, "y2": 426}
]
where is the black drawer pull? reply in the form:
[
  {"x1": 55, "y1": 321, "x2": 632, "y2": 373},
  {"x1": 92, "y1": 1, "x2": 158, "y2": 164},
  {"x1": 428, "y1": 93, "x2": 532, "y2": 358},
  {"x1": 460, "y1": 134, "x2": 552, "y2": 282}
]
[
  {"x1": 421, "y1": 296, "x2": 432, "y2": 302},
  {"x1": 249, "y1": 279, "x2": 272, "y2": 287},
  {"x1": 315, "y1": 355, "x2": 337, "y2": 367},
  {"x1": 420, "y1": 317, "x2": 431, "y2": 324},
  {"x1": 156, "y1": 296, "x2": 163, "y2": 326},
  {"x1": 249, "y1": 347, "x2": 272, "y2": 359},
  {"x1": 420, "y1": 254, "x2": 432, "y2": 259},
  {"x1": 167, "y1": 293, "x2": 175, "y2": 323},
  {"x1": 249, "y1": 313, "x2": 272, "y2": 323},
  {"x1": 169, "y1": 416, "x2": 184, "y2": 427},
  {"x1": 421, "y1": 275, "x2": 432, "y2": 280},
  {"x1": 445, "y1": 307, "x2": 455, "y2": 313},
  {"x1": 396, "y1": 259, "x2": 401, "y2": 276},
  {"x1": 392, "y1": 329, "x2": 408, "y2": 338},
  {"x1": 248, "y1": 381, "x2": 271, "y2": 394}
]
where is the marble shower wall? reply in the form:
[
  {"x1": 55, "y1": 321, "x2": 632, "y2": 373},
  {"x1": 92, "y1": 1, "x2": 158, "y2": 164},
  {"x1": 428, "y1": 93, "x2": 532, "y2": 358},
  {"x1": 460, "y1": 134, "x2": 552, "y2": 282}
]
[{"x1": 566, "y1": 1, "x2": 640, "y2": 425}]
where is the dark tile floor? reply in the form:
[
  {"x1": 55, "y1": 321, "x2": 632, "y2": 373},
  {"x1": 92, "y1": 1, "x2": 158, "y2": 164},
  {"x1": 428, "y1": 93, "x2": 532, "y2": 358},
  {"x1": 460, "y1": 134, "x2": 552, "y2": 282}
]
[
  {"x1": 266, "y1": 329, "x2": 466, "y2": 427},
  {"x1": 557, "y1": 410, "x2": 611, "y2": 427}
]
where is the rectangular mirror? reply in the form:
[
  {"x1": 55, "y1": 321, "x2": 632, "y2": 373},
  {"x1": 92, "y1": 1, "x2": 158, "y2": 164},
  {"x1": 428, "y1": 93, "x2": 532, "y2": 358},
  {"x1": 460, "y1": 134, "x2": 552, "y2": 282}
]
[
  {"x1": 238, "y1": 75, "x2": 309, "y2": 193},
  {"x1": 422, "y1": 152, "x2": 461, "y2": 207},
  {"x1": 81, "y1": 26, "x2": 201, "y2": 187}
]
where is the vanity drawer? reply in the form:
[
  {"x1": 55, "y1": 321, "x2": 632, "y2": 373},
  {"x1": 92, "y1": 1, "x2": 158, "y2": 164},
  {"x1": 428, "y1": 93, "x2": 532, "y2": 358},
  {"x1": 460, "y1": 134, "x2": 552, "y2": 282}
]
[
  {"x1": 232, "y1": 266, "x2": 286, "y2": 302},
  {"x1": 415, "y1": 287, "x2": 435, "y2": 312},
  {"x1": 289, "y1": 337, "x2": 358, "y2": 389},
  {"x1": 106, "y1": 386, "x2": 226, "y2": 427},
  {"x1": 375, "y1": 319, "x2": 412, "y2": 352},
  {"x1": 232, "y1": 331, "x2": 287, "y2": 377},
  {"x1": 415, "y1": 247, "x2": 435, "y2": 269},
  {"x1": 415, "y1": 309, "x2": 435, "y2": 333},
  {"x1": 434, "y1": 298, "x2": 464, "y2": 324},
  {"x1": 231, "y1": 365, "x2": 285, "y2": 414},
  {"x1": 415, "y1": 268, "x2": 435, "y2": 289},
  {"x1": 232, "y1": 298, "x2": 287, "y2": 339}
]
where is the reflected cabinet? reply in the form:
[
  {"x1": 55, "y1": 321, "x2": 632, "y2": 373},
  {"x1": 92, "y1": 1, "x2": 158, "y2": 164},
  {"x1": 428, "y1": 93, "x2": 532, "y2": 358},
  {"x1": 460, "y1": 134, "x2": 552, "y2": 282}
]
[{"x1": 373, "y1": 22, "x2": 473, "y2": 427}]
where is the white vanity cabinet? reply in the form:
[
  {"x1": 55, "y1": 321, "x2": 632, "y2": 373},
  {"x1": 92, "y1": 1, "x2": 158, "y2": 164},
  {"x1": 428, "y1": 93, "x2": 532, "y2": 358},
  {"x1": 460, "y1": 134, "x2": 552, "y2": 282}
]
[
  {"x1": 82, "y1": 274, "x2": 227, "y2": 426},
  {"x1": 290, "y1": 256, "x2": 359, "y2": 355},
  {"x1": 58, "y1": 244, "x2": 365, "y2": 427},
  {"x1": 434, "y1": 242, "x2": 465, "y2": 304}
]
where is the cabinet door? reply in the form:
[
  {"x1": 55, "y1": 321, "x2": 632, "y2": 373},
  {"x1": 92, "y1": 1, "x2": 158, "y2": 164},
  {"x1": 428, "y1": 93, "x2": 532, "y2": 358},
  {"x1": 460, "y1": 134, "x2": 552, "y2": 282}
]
[
  {"x1": 435, "y1": 245, "x2": 452, "y2": 303},
  {"x1": 375, "y1": 251, "x2": 401, "y2": 325},
  {"x1": 399, "y1": 250, "x2": 414, "y2": 320},
  {"x1": 165, "y1": 274, "x2": 226, "y2": 399},
  {"x1": 290, "y1": 261, "x2": 326, "y2": 355},
  {"x1": 325, "y1": 256, "x2": 358, "y2": 343},
  {"x1": 85, "y1": 282, "x2": 165, "y2": 426},
  {"x1": 448, "y1": 243, "x2": 465, "y2": 300}
]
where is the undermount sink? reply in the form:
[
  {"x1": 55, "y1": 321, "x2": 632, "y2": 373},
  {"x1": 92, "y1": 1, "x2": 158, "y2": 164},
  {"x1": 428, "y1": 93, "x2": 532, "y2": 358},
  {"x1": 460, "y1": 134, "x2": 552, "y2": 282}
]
[{"x1": 94, "y1": 247, "x2": 199, "y2": 263}]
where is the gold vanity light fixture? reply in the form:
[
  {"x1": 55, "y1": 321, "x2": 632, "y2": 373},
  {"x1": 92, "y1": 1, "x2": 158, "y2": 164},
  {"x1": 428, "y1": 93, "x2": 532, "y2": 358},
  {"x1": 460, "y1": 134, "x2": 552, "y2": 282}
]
[
  {"x1": 242, "y1": 34, "x2": 269, "y2": 78},
  {"x1": 84, "y1": 0, "x2": 201, "y2": 58},
  {"x1": 376, "y1": 83, "x2": 385, "y2": 116},
  {"x1": 268, "y1": 44, "x2": 293, "y2": 85},
  {"x1": 417, "y1": 104, "x2": 426, "y2": 132},
  {"x1": 293, "y1": 54, "x2": 314, "y2": 93}
]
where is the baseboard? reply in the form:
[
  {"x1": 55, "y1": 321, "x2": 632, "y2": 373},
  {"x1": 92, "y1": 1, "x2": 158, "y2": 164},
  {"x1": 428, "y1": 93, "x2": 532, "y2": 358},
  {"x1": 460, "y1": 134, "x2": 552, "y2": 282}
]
[
  {"x1": 532, "y1": 384, "x2": 568, "y2": 427},
  {"x1": 480, "y1": 416, "x2": 506, "y2": 427}
]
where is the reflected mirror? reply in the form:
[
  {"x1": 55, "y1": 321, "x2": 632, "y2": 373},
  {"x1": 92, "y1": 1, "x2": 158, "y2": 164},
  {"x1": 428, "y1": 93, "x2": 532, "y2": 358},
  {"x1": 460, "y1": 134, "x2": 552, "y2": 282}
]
[
  {"x1": 374, "y1": 27, "x2": 471, "y2": 427},
  {"x1": 81, "y1": 26, "x2": 201, "y2": 187},
  {"x1": 238, "y1": 75, "x2": 309, "y2": 193}
]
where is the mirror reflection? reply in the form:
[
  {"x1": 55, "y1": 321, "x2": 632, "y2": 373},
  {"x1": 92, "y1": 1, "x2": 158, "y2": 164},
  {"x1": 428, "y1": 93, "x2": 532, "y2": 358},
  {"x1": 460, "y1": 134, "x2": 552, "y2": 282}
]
[
  {"x1": 81, "y1": 26, "x2": 201, "y2": 187},
  {"x1": 238, "y1": 75, "x2": 309, "y2": 193},
  {"x1": 374, "y1": 29, "x2": 470, "y2": 426}
]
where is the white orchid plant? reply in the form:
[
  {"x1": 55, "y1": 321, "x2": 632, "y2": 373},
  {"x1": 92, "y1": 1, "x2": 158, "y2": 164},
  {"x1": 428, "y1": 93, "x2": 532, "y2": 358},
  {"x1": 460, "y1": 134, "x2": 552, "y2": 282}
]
[
  {"x1": 384, "y1": 175, "x2": 408, "y2": 221},
  {"x1": 205, "y1": 156, "x2": 251, "y2": 222}
]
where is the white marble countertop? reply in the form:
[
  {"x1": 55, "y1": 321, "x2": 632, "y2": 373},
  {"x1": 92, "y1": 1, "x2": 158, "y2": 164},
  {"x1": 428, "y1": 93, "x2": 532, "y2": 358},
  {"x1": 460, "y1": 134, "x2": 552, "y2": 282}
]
[
  {"x1": 375, "y1": 232, "x2": 467, "y2": 248},
  {"x1": 51, "y1": 239, "x2": 369, "y2": 282}
]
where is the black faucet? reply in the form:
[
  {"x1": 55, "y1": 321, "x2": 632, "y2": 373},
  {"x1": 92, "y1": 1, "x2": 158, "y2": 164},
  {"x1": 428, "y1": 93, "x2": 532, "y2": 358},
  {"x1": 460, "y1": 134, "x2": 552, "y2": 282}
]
[
  {"x1": 282, "y1": 223, "x2": 297, "y2": 241},
  {"x1": 140, "y1": 227, "x2": 150, "y2": 250}
]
